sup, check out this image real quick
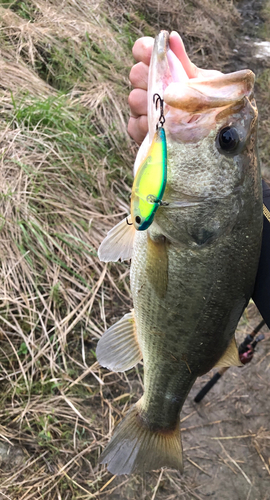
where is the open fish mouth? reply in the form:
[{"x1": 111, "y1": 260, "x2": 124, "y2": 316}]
[{"x1": 148, "y1": 30, "x2": 255, "y2": 145}]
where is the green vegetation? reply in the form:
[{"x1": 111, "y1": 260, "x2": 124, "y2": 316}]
[
  {"x1": 259, "y1": 0, "x2": 270, "y2": 39},
  {"x1": 0, "y1": 1, "x2": 135, "y2": 496},
  {"x1": 256, "y1": 68, "x2": 270, "y2": 178},
  {"x1": 0, "y1": 0, "x2": 37, "y2": 21}
]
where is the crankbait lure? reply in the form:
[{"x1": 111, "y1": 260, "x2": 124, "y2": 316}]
[{"x1": 130, "y1": 94, "x2": 167, "y2": 231}]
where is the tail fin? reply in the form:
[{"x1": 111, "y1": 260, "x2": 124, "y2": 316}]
[{"x1": 100, "y1": 398, "x2": 183, "y2": 475}]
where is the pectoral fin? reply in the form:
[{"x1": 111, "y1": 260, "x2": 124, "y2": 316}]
[
  {"x1": 96, "y1": 310, "x2": 142, "y2": 372},
  {"x1": 98, "y1": 216, "x2": 135, "y2": 262},
  {"x1": 214, "y1": 336, "x2": 242, "y2": 368},
  {"x1": 146, "y1": 233, "x2": 168, "y2": 299}
]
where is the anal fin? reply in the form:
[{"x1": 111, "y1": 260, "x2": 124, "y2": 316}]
[
  {"x1": 146, "y1": 234, "x2": 168, "y2": 299},
  {"x1": 98, "y1": 216, "x2": 135, "y2": 262},
  {"x1": 96, "y1": 310, "x2": 142, "y2": 372},
  {"x1": 214, "y1": 336, "x2": 242, "y2": 368}
]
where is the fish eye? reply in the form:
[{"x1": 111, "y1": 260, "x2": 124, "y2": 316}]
[
  {"x1": 218, "y1": 126, "x2": 240, "y2": 152},
  {"x1": 135, "y1": 216, "x2": 141, "y2": 225}
]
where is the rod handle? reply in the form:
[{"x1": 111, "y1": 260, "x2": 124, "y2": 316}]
[{"x1": 194, "y1": 372, "x2": 222, "y2": 403}]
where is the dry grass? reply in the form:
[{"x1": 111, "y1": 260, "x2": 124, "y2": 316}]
[
  {"x1": 0, "y1": 1, "x2": 136, "y2": 497},
  {"x1": 0, "y1": 0, "x2": 269, "y2": 499}
]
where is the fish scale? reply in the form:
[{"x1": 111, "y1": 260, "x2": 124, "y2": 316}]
[{"x1": 130, "y1": 223, "x2": 257, "y2": 429}]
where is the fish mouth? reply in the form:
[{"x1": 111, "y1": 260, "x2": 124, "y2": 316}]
[{"x1": 149, "y1": 31, "x2": 255, "y2": 143}]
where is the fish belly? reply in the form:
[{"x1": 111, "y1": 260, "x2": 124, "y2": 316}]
[{"x1": 130, "y1": 202, "x2": 261, "y2": 430}]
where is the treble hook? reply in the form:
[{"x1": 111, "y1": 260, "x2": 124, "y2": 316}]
[{"x1": 153, "y1": 93, "x2": 165, "y2": 130}]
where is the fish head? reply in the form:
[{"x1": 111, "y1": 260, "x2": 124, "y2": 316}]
[
  {"x1": 147, "y1": 31, "x2": 259, "y2": 241},
  {"x1": 163, "y1": 70, "x2": 257, "y2": 153}
]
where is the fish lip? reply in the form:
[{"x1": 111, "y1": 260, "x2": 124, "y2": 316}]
[
  {"x1": 148, "y1": 31, "x2": 189, "y2": 141},
  {"x1": 164, "y1": 70, "x2": 255, "y2": 115},
  {"x1": 156, "y1": 30, "x2": 170, "y2": 56}
]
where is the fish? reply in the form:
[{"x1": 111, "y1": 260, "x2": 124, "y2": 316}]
[{"x1": 97, "y1": 30, "x2": 263, "y2": 475}]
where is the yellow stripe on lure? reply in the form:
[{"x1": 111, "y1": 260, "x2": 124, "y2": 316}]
[{"x1": 131, "y1": 127, "x2": 167, "y2": 231}]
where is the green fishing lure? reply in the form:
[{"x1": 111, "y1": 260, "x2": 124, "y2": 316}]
[{"x1": 131, "y1": 126, "x2": 167, "y2": 231}]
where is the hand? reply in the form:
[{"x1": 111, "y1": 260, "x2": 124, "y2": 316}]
[{"x1": 128, "y1": 31, "x2": 221, "y2": 145}]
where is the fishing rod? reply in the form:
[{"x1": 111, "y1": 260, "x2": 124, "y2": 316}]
[{"x1": 194, "y1": 319, "x2": 266, "y2": 403}]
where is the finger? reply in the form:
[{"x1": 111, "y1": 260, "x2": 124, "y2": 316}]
[
  {"x1": 169, "y1": 31, "x2": 223, "y2": 79},
  {"x1": 132, "y1": 36, "x2": 154, "y2": 64},
  {"x1": 128, "y1": 115, "x2": 148, "y2": 145},
  {"x1": 128, "y1": 88, "x2": 147, "y2": 118},
  {"x1": 129, "y1": 62, "x2": 149, "y2": 90},
  {"x1": 169, "y1": 31, "x2": 199, "y2": 78}
]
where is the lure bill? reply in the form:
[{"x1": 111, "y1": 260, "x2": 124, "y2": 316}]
[{"x1": 130, "y1": 126, "x2": 167, "y2": 231}]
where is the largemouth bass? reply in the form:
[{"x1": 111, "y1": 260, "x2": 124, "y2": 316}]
[{"x1": 97, "y1": 31, "x2": 263, "y2": 475}]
